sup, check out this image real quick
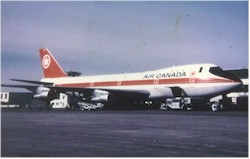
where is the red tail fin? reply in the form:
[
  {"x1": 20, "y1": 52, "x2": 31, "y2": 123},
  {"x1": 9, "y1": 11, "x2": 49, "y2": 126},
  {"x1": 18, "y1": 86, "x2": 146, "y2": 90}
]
[{"x1": 39, "y1": 48, "x2": 67, "y2": 78}]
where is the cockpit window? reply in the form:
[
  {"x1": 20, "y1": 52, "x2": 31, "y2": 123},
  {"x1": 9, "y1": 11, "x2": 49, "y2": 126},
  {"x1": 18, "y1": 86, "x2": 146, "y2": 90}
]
[{"x1": 209, "y1": 67, "x2": 241, "y2": 82}]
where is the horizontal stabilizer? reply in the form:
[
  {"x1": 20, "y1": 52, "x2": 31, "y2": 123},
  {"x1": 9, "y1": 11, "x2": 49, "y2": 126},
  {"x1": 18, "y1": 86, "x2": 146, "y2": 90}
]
[{"x1": 11, "y1": 79, "x2": 53, "y2": 85}]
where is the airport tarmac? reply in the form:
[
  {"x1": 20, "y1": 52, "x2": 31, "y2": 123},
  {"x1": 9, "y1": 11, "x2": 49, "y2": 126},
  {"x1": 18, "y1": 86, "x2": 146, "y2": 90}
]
[{"x1": 1, "y1": 109, "x2": 248, "y2": 157}]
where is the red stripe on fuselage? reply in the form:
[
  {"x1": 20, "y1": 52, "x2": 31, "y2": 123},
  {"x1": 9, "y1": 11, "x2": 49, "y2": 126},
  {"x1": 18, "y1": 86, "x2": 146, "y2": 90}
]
[{"x1": 55, "y1": 78, "x2": 237, "y2": 88}]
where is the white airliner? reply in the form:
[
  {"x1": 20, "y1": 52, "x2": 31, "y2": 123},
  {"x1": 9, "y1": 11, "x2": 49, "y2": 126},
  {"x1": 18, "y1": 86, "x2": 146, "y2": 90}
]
[{"x1": 2, "y1": 48, "x2": 242, "y2": 107}]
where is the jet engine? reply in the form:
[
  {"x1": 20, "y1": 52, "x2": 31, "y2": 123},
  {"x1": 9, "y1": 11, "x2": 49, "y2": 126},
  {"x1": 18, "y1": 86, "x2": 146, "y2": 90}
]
[
  {"x1": 33, "y1": 86, "x2": 50, "y2": 99},
  {"x1": 91, "y1": 90, "x2": 109, "y2": 102}
]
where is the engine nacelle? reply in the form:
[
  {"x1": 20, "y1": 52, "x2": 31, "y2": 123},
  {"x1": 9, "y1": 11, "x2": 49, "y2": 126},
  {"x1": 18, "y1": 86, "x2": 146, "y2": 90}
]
[
  {"x1": 91, "y1": 94, "x2": 109, "y2": 102},
  {"x1": 33, "y1": 91, "x2": 49, "y2": 99},
  {"x1": 91, "y1": 90, "x2": 109, "y2": 102},
  {"x1": 33, "y1": 87, "x2": 50, "y2": 99}
]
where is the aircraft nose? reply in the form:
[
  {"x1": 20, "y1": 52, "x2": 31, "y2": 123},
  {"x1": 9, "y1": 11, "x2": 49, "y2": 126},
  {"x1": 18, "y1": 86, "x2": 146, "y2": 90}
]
[
  {"x1": 226, "y1": 71, "x2": 243, "y2": 85},
  {"x1": 236, "y1": 81, "x2": 243, "y2": 88},
  {"x1": 235, "y1": 76, "x2": 243, "y2": 83},
  {"x1": 231, "y1": 78, "x2": 243, "y2": 90},
  {"x1": 233, "y1": 77, "x2": 243, "y2": 85}
]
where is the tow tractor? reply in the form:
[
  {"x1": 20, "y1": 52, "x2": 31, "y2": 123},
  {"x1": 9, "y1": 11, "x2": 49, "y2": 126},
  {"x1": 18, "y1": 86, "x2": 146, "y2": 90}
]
[{"x1": 78, "y1": 101, "x2": 104, "y2": 111}]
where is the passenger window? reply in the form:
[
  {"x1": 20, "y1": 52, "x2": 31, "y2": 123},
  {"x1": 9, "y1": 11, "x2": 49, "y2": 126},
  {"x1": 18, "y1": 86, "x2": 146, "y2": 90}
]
[{"x1": 199, "y1": 67, "x2": 203, "y2": 73}]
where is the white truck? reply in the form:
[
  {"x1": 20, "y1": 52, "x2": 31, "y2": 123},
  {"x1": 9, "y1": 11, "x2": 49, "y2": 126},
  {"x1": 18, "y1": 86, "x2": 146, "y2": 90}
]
[
  {"x1": 210, "y1": 92, "x2": 248, "y2": 111},
  {"x1": 160, "y1": 97, "x2": 192, "y2": 110},
  {"x1": 50, "y1": 93, "x2": 69, "y2": 109},
  {"x1": 1, "y1": 92, "x2": 9, "y2": 103}
]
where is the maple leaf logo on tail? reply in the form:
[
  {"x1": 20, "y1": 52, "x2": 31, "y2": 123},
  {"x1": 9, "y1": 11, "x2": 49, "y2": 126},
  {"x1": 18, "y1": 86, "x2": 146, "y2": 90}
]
[{"x1": 39, "y1": 48, "x2": 68, "y2": 78}]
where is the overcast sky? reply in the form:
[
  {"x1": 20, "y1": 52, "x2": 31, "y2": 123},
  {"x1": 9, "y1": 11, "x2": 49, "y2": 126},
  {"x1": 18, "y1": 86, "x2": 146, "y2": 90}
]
[{"x1": 1, "y1": 1, "x2": 248, "y2": 91}]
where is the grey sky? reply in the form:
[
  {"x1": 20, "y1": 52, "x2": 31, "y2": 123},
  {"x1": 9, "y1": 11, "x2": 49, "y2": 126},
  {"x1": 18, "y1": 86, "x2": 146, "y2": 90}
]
[{"x1": 1, "y1": 1, "x2": 248, "y2": 91}]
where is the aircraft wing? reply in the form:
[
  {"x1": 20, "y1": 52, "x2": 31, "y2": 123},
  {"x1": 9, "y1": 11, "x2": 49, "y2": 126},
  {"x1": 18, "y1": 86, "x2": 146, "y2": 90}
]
[
  {"x1": 2, "y1": 80, "x2": 150, "y2": 101},
  {"x1": 47, "y1": 85, "x2": 151, "y2": 99},
  {"x1": 2, "y1": 79, "x2": 188, "y2": 99},
  {"x1": 1, "y1": 79, "x2": 53, "y2": 93},
  {"x1": 1, "y1": 84, "x2": 39, "y2": 93}
]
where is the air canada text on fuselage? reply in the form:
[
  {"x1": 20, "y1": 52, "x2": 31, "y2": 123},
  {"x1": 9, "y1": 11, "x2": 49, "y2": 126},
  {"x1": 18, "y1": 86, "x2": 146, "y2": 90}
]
[{"x1": 143, "y1": 71, "x2": 187, "y2": 79}]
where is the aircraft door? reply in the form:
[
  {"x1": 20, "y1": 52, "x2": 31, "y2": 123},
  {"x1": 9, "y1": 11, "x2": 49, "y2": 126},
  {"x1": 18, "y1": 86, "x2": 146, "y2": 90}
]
[
  {"x1": 189, "y1": 71, "x2": 196, "y2": 88},
  {"x1": 154, "y1": 79, "x2": 159, "y2": 85}
]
